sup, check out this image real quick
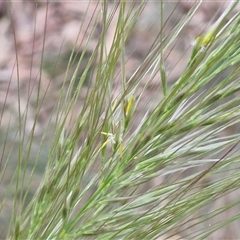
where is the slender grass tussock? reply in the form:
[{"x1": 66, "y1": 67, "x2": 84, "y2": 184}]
[{"x1": 1, "y1": 1, "x2": 240, "y2": 239}]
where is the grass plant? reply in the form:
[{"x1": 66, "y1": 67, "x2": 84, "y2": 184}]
[{"x1": 1, "y1": 1, "x2": 240, "y2": 239}]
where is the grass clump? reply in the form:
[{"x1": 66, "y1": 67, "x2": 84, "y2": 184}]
[{"x1": 1, "y1": 1, "x2": 240, "y2": 239}]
